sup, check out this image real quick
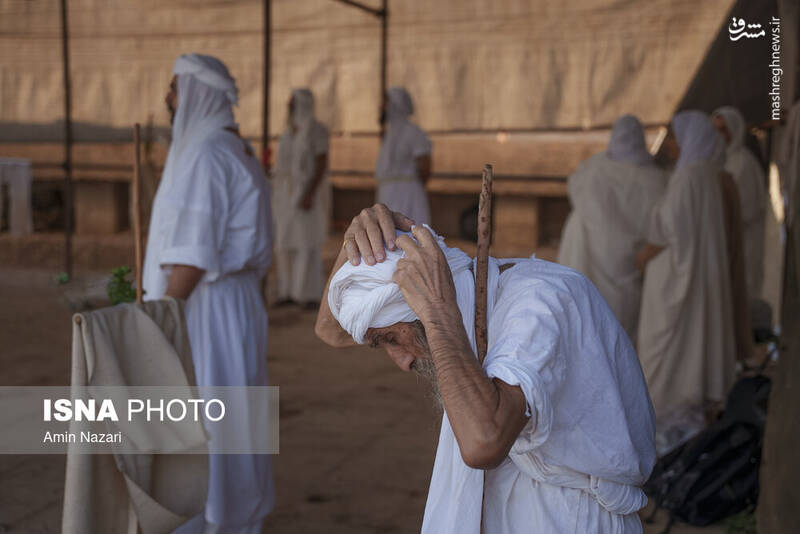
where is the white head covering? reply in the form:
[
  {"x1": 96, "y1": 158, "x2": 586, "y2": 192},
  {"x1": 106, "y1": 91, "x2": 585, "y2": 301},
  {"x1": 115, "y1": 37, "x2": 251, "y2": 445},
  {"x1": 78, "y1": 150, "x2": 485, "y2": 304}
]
[
  {"x1": 375, "y1": 87, "x2": 421, "y2": 180},
  {"x1": 328, "y1": 225, "x2": 472, "y2": 344},
  {"x1": 712, "y1": 106, "x2": 746, "y2": 152},
  {"x1": 606, "y1": 114, "x2": 653, "y2": 166},
  {"x1": 173, "y1": 53, "x2": 238, "y2": 105},
  {"x1": 290, "y1": 88, "x2": 315, "y2": 130},
  {"x1": 386, "y1": 87, "x2": 414, "y2": 121},
  {"x1": 166, "y1": 54, "x2": 238, "y2": 174},
  {"x1": 672, "y1": 110, "x2": 726, "y2": 169}
]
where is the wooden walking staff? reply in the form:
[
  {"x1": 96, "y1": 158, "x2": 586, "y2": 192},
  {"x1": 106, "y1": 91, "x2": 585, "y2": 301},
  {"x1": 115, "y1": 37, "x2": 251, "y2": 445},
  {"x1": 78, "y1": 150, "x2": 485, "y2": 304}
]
[
  {"x1": 132, "y1": 123, "x2": 144, "y2": 304},
  {"x1": 475, "y1": 164, "x2": 493, "y2": 364}
]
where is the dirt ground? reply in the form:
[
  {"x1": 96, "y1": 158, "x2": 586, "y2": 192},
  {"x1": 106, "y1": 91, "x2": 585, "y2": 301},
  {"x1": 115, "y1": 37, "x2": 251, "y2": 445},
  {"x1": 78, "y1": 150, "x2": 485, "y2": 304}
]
[{"x1": 0, "y1": 267, "x2": 726, "y2": 534}]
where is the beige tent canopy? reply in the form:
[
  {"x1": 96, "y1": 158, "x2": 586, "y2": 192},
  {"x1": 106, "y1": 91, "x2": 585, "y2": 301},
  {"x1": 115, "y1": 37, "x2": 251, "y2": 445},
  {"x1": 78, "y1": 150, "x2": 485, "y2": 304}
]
[
  {"x1": 2, "y1": 0, "x2": 794, "y2": 267},
  {"x1": 2, "y1": 0, "x2": 741, "y2": 139}
]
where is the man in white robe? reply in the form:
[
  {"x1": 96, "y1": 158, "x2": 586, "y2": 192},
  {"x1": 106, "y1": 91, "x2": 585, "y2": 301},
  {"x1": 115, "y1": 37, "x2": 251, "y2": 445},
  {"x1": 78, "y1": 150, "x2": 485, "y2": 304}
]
[
  {"x1": 375, "y1": 87, "x2": 432, "y2": 224},
  {"x1": 315, "y1": 204, "x2": 656, "y2": 534},
  {"x1": 558, "y1": 114, "x2": 665, "y2": 342},
  {"x1": 143, "y1": 53, "x2": 275, "y2": 534},
  {"x1": 636, "y1": 110, "x2": 736, "y2": 456},
  {"x1": 272, "y1": 88, "x2": 330, "y2": 307},
  {"x1": 712, "y1": 106, "x2": 768, "y2": 301}
]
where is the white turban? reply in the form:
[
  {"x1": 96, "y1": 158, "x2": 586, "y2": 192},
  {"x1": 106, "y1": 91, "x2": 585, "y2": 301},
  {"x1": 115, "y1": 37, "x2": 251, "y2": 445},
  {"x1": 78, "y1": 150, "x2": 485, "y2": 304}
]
[
  {"x1": 328, "y1": 225, "x2": 473, "y2": 344},
  {"x1": 173, "y1": 53, "x2": 239, "y2": 105}
]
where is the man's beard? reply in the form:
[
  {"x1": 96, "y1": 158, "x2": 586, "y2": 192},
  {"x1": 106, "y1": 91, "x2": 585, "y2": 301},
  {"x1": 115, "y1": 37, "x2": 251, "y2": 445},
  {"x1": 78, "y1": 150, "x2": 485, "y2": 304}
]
[
  {"x1": 409, "y1": 321, "x2": 442, "y2": 412},
  {"x1": 168, "y1": 104, "x2": 176, "y2": 125}
]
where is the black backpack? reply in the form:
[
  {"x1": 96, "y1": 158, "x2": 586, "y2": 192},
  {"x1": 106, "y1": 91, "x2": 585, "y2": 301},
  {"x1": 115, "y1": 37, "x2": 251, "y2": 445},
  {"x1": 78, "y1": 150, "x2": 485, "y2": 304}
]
[{"x1": 643, "y1": 375, "x2": 771, "y2": 533}]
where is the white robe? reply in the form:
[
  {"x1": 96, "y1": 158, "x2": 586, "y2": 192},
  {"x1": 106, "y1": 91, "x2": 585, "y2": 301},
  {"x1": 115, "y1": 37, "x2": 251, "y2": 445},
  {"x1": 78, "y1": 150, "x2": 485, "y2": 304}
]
[
  {"x1": 713, "y1": 106, "x2": 768, "y2": 300},
  {"x1": 637, "y1": 160, "x2": 736, "y2": 455},
  {"x1": 143, "y1": 129, "x2": 275, "y2": 528},
  {"x1": 375, "y1": 119, "x2": 432, "y2": 224},
  {"x1": 724, "y1": 145, "x2": 767, "y2": 299},
  {"x1": 558, "y1": 154, "x2": 665, "y2": 341},
  {"x1": 327, "y1": 229, "x2": 655, "y2": 533},
  {"x1": 272, "y1": 119, "x2": 330, "y2": 301},
  {"x1": 423, "y1": 259, "x2": 656, "y2": 534}
]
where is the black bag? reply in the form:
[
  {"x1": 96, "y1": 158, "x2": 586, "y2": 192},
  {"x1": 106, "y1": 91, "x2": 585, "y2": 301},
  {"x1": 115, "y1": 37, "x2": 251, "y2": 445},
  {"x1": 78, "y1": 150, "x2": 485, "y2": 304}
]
[{"x1": 644, "y1": 375, "x2": 771, "y2": 532}]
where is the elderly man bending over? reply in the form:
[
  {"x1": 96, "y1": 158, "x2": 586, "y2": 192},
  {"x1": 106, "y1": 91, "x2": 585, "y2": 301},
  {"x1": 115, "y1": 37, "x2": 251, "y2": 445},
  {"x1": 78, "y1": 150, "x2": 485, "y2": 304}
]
[{"x1": 315, "y1": 204, "x2": 657, "y2": 534}]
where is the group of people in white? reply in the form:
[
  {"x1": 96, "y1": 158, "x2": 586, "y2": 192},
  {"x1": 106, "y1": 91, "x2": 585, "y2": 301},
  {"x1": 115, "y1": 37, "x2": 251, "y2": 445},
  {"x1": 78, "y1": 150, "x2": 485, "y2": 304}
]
[
  {"x1": 272, "y1": 86, "x2": 432, "y2": 308},
  {"x1": 140, "y1": 51, "x2": 766, "y2": 533},
  {"x1": 558, "y1": 109, "x2": 767, "y2": 456}
]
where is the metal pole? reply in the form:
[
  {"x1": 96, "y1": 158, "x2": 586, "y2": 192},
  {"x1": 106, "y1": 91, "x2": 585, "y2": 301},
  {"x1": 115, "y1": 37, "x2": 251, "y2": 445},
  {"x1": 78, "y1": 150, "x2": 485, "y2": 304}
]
[
  {"x1": 133, "y1": 124, "x2": 143, "y2": 304},
  {"x1": 59, "y1": 0, "x2": 73, "y2": 278},
  {"x1": 379, "y1": 0, "x2": 388, "y2": 138},
  {"x1": 262, "y1": 0, "x2": 271, "y2": 170}
]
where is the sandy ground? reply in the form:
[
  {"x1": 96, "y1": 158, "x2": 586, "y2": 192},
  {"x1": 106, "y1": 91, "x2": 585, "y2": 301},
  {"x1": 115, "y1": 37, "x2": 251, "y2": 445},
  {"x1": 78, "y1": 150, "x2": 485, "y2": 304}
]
[{"x1": 0, "y1": 268, "x2": 726, "y2": 534}]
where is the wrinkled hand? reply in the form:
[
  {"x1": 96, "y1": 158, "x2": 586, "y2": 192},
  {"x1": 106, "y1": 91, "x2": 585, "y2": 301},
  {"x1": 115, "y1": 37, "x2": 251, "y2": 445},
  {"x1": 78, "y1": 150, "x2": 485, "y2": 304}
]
[
  {"x1": 343, "y1": 203, "x2": 414, "y2": 266},
  {"x1": 392, "y1": 226, "x2": 460, "y2": 326}
]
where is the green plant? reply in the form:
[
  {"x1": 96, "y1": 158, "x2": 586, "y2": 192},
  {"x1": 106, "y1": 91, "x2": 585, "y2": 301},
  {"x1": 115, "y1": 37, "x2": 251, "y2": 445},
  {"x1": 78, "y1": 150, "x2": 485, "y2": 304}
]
[
  {"x1": 107, "y1": 266, "x2": 142, "y2": 305},
  {"x1": 724, "y1": 510, "x2": 757, "y2": 534}
]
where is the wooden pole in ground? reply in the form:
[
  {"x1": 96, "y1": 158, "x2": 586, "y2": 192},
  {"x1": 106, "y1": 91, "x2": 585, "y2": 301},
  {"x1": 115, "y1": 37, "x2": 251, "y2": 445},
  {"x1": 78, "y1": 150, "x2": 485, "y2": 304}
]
[
  {"x1": 133, "y1": 123, "x2": 143, "y2": 304},
  {"x1": 475, "y1": 163, "x2": 493, "y2": 364}
]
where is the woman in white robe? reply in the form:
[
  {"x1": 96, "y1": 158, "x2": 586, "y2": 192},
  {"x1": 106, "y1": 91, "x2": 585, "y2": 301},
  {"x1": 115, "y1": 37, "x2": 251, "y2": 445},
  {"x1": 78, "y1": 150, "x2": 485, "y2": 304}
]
[
  {"x1": 558, "y1": 114, "x2": 666, "y2": 341},
  {"x1": 375, "y1": 87, "x2": 432, "y2": 224},
  {"x1": 636, "y1": 110, "x2": 736, "y2": 456},
  {"x1": 712, "y1": 106, "x2": 768, "y2": 300}
]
